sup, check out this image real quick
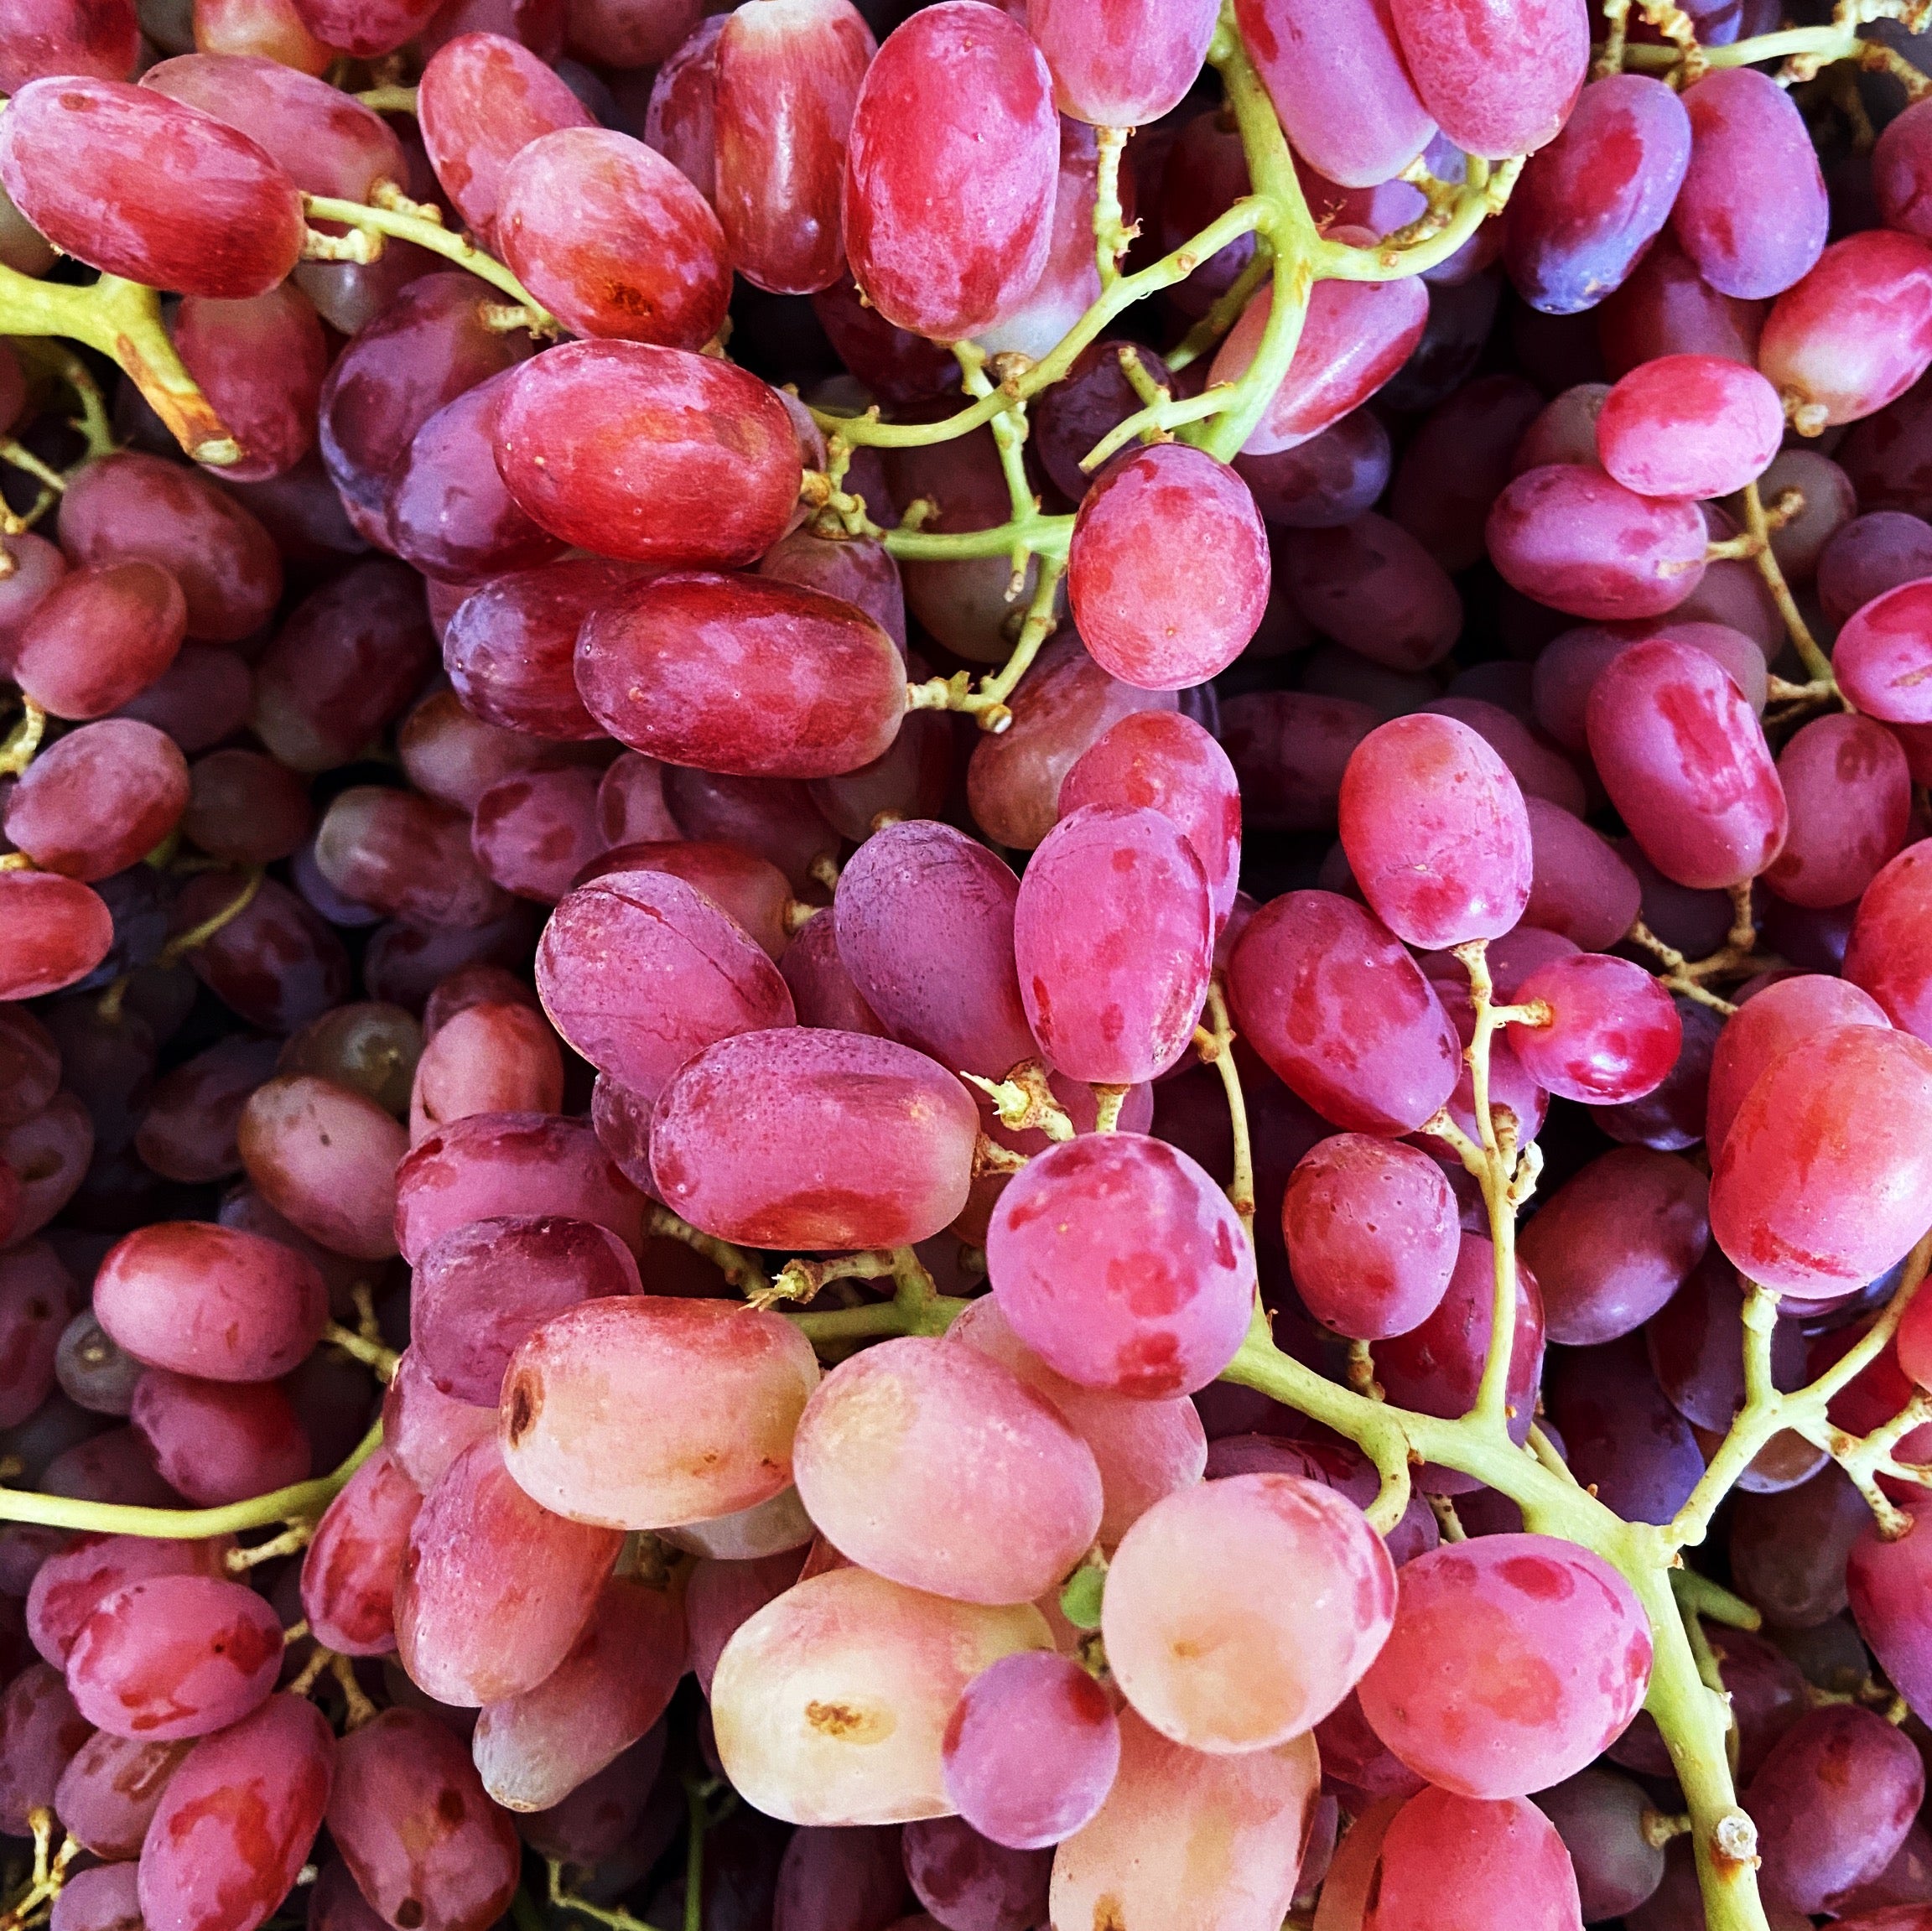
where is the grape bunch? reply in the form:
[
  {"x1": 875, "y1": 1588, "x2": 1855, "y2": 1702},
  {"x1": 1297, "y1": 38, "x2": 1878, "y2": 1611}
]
[{"x1": 6, "y1": 0, "x2": 1932, "y2": 1928}]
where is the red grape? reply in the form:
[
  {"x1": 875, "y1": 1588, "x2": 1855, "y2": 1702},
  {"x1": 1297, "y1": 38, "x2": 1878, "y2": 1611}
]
[
  {"x1": 1339, "y1": 713, "x2": 1532, "y2": 949},
  {"x1": 1586, "y1": 636, "x2": 1786, "y2": 890},
  {"x1": 174, "y1": 286, "x2": 330, "y2": 485},
  {"x1": 713, "y1": 0, "x2": 874, "y2": 295},
  {"x1": 130, "y1": 1371, "x2": 309, "y2": 1507},
  {"x1": 1846, "y1": 840, "x2": 1932, "y2": 1042},
  {"x1": 1389, "y1": 0, "x2": 1585, "y2": 158},
  {"x1": 1487, "y1": 464, "x2": 1706, "y2": 620},
  {"x1": 418, "y1": 30, "x2": 593, "y2": 241},
  {"x1": 1711, "y1": 1022, "x2": 1932, "y2": 1298},
  {"x1": 1672, "y1": 68, "x2": 1828, "y2": 300},
  {"x1": 0, "y1": 875, "x2": 116, "y2": 1002},
  {"x1": 137, "y1": 1696, "x2": 334, "y2": 1931},
  {"x1": 841, "y1": 3, "x2": 1058, "y2": 342},
  {"x1": 1068, "y1": 444, "x2": 1270, "y2": 689},
  {"x1": 575, "y1": 571, "x2": 904, "y2": 779},
  {"x1": 1209, "y1": 264, "x2": 1429, "y2": 454},
  {"x1": 1011, "y1": 804, "x2": 1213, "y2": 1084},
  {"x1": 1227, "y1": 889, "x2": 1460, "y2": 1134},
  {"x1": 0, "y1": 0, "x2": 138, "y2": 88},
  {"x1": 1508, "y1": 952, "x2": 1680, "y2": 1104},
  {"x1": 498, "y1": 127, "x2": 732, "y2": 345},
  {"x1": 14, "y1": 564, "x2": 187, "y2": 723},
  {"x1": 1503, "y1": 75, "x2": 1690, "y2": 316},
  {"x1": 650, "y1": 1028, "x2": 979, "y2": 1249},
  {"x1": 1364, "y1": 1786, "x2": 1586, "y2": 1931},
  {"x1": 495, "y1": 342, "x2": 801, "y2": 565},
  {"x1": 1357, "y1": 1533, "x2": 1650, "y2": 1797},
  {"x1": 1595, "y1": 353, "x2": 1784, "y2": 500},
  {"x1": 0, "y1": 79, "x2": 304, "y2": 299},
  {"x1": 986, "y1": 1131, "x2": 1254, "y2": 1399},
  {"x1": 4, "y1": 722, "x2": 188, "y2": 882},
  {"x1": 1760, "y1": 231, "x2": 1932, "y2": 431},
  {"x1": 1763, "y1": 713, "x2": 1912, "y2": 911},
  {"x1": 301, "y1": 1447, "x2": 423, "y2": 1657}
]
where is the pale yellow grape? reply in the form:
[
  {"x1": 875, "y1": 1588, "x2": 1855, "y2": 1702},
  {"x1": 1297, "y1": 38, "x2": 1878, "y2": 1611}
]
[{"x1": 710, "y1": 1566, "x2": 1052, "y2": 1825}]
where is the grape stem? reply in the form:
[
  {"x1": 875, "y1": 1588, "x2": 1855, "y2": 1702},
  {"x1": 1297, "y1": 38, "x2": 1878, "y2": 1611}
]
[
  {"x1": 962, "y1": 1059, "x2": 1077, "y2": 1142},
  {"x1": 646, "y1": 1205, "x2": 773, "y2": 1300},
  {"x1": 0, "y1": 1811, "x2": 80, "y2": 1931},
  {"x1": 0, "y1": 1419, "x2": 382, "y2": 1535},
  {"x1": 1614, "y1": 0, "x2": 1929, "y2": 83},
  {"x1": 299, "y1": 190, "x2": 558, "y2": 328},
  {"x1": 1737, "y1": 479, "x2": 1840, "y2": 689},
  {"x1": 1191, "y1": 981, "x2": 1254, "y2": 1237},
  {"x1": 0, "y1": 263, "x2": 240, "y2": 465},
  {"x1": 1092, "y1": 127, "x2": 1135, "y2": 292}
]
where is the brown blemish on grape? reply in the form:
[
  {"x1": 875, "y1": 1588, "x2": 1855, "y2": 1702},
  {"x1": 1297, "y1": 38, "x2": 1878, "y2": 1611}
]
[
  {"x1": 804, "y1": 1698, "x2": 891, "y2": 1742},
  {"x1": 436, "y1": 1787, "x2": 466, "y2": 1825},
  {"x1": 505, "y1": 1378, "x2": 537, "y2": 1445},
  {"x1": 1092, "y1": 1901, "x2": 1127, "y2": 1931},
  {"x1": 395, "y1": 1902, "x2": 425, "y2": 1928}
]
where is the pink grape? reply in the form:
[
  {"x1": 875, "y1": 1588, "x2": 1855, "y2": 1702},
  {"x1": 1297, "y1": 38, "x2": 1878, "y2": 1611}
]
[
  {"x1": 1058, "y1": 712, "x2": 1242, "y2": 934},
  {"x1": 1672, "y1": 68, "x2": 1827, "y2": 300},
  {"x1": 1594, "y1": 354, "x2": 1784, "y2": 500},
  {"x1": 1226, "y1": 890, "x2": 1461, "y2": 1134},
  {"x1": 1209, "y1": 267, "x2": 1429, "y2": 455},
  {"x1": 648, "y1": 1029, "x2": 979, "y2": 1249},
  {"x1": 382, "y1": 1352, "x2": 496, "y2": 1492},
  {"x1": 1067, "y1": 444, "x2": 1270, "y2": 689},
  {"x1": 1834, "y1": 580, "x2": 1932, "y2": 724},
  {"x1": 832, "y1": 818, "x2": 1034, "y2": 1079},
  {"x1": 574, "y1": 838, "x2": 795, "y2": 963},
  {"x1": 986, "y1": 1132, "x2": 1254, "y2": 1399},
  {"x1": 471, "y1": 1572, "x2": 683, "y2": 1811},
  {"x1": 1233, "y1": 0, "x2": 1433, "y2": 189},
  {"x1": 1356, "y1": 1534, "x2": 1651, "y2": 1797},
  {"x1": 57, "y1": 450, "x2": 280, "y2": 645},
  {"x1": 1364, "y1": 1787, "x2": 1586, "y2": 1931},
  {"x1": 1283, "y1": 1134, "x2": 1459, "y2": 1339},
  {"x1": 1586, "y1": 637, "x2": 1786, "y2": 890},
  {"x1": 1503, "y1": 75, "x2": 1690, "y2": 315},
  {"x1": 0, "y1": 1664, "x2": 93, "y2": 1837},
  {"x1": 685, "y1": 1552, "x2": 808, "y2": 1698},
  {"x1": 413, "y1": 1215, "x2": 637, "y2": 1406},
  {"x1": 396, "y1": 1438, "x2": 621, "y2": 1706},
  {"x1": 1706, "y1": 973, "x2": 1891, "y2": 1160},
  {"x1": 1519, "y1": 1146, "x2": 1708, "y2": 1347},
  {"x1": 91, "y1": 1222, "x2": 326, "y2": 1383},
  {"x1": 1819, "y1": 513, "x2": 1932, "y2": 626},
  {"x1": 55, "y1": 1733, "x2": 194, "y2": 1860},
  {"x1": 714, "y1": 0, "x2": 874, "y2": 295},
  {"x1": 709, "y1": 1566, "x2": 1052, "y2": 1826},
  {"x1": 1847, "y1": 841, "x2": 1932, "y2": 1043},
  {"x1": 948, "y1": 1295, "x2": 1208, "y2": 1544},
  {"x1": 418, "y1": 31, "x2": 594, "y2": 240},
  {"x1": 1387, "y1": 0, "x2": 1586, "y2": 158},
  {"x1": 1520, "y1": 797, "x2": 1642, "y2": 951},
  {"x1": 1047, "y1": 1708, "x2": 1318, "y2": 1931},
  {"x1": 65, "y1": 1576, "x2": 282, "y2": 1742},
  {"x1": 174, "y1": 285, "x2": 330, "y2": 485},
  {"x1": 1487, "y1": 465, "x2": 1706, "y2": 620},
  {"x1": 327, "y1": 1707, "x2": 519, "y2": 1931},
  {"x1": 444, "y1": 558, "x2": 649, "y2": 742},
  {"x1": 1281, "y1": 512, "x2": 1463, "y2": 673},
  {"x1": 284, "y1": 0, "x2": 441, "y2": 53},
  {"x1": 0, "y1": 0, "x2": 138, "y2": 87},
  {"x1": 1760, "y1": 231, "x2": 1932, "y2": 431},
  {"x1": 1337, "y1": 713, "x2": 1531, "y2": 950},
  {"x1": 5, "y1": 722, "x2": 186, "y2": 883},
  {"x1": 840, "y1": 3, "x2": 1058, "y2": 342},
  {"x1": 494, "y1": 341, "x2": 801, "y2": 566},
  {"x1": 568, "y1": 0, "x2": 699, "y2": 67},
  {"x1": 0, "y1": 79, "x2": 304, "y2": 300},
  {"x1": 1030, "y1": 0, "x2": 1216, "y2": 125},
  {"x1": 1763, "y1": 713, "x2": 1912, "y2": 911},
  {"x1": 0, "y1": 875, "x2": 116, "y2": 1002},
  {"x1": 14, "y1": 563, "x2": 187, "y2": 723},
  {"x1": 300, "y1": 1447, "x2": 423, "y2": 1657},
  {"x1": 137, "y1": 1696, "x2": 334, "y2": 1931},
  {"x1": 535, "y1": 868, "x2": 792, "y2": 1101},
  {"x1": 1011, "y1": 804, "x2": 1213, "y2": 1084},
  {"x1": 793, "y1": 1337, "x2": 1101, "y2": 1604},
  {"x1": 1104, "y1": 1473, "x2": 1393, "y2": 1752},
  {"x1": 574, "y1": 572, "x2": 906, "y2": 779},
  {"x1": 1709, "y1": 1023, "x2": 1932, "y2": 1298},
  {"x1": 1849, "y1": 1493, "x2": 1932, "y2": 1728},
  {"x1": 941, "y1": 1649, "x2": 1119, "y2": 1851},
  {"x1": 499, "y1": 127, "x2": 732, "y2": 347},
  {"x1": 394, "y1": 1112, "x2": 651, "y2": 1264},
  {"x1": 236, "y1": 1075, "x2": 407, "y2": 1263},
  {"x1": 1745, "y1": 1704, "x2": 1924, "y2": 1917},
  {"x1": 28, "y1": 1537, "x2": 233, "y2": 1671},
  {"x1": 500, "y1": 1296, "x2": 818, "y2": 1530},
  {"x1": 901, "y1": 1816, "x2": 1049, "y2": 1931},
  {"x1": 1507, "y1": 953, "x2": 1682, "y2": 1105},
  {"x1": 130, "y1": 1372, "x2": 309, "y2": 1508}
]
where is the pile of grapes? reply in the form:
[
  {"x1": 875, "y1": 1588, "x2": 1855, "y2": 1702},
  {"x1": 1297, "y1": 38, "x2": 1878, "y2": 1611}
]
[{"x1": 11, "y1": 0, "x2": 1932, "y2": 1926}]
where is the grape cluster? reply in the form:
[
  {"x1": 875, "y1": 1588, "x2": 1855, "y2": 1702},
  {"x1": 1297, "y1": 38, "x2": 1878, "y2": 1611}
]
[{"x1": 3, "y1": 0, "x2": 1932, "y2": 1928}]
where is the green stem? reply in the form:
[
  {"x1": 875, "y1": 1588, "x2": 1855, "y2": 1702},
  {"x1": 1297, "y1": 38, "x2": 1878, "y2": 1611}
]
[
  {"x1": 0, "y1": 1421, "x2": 381, "y2": 1536},
  {"x1": 880, "y1": 514, "x2": 1074, "y2": 565},
  {"x1": 0, "y1": 266, "x2": 238, "y2": 464},
  {"x1": 299, "y1": 194, "x2": 553, "y2": 319}
]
